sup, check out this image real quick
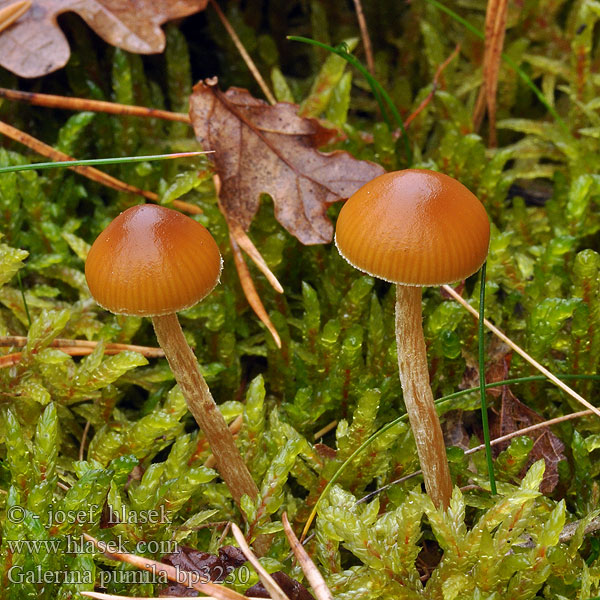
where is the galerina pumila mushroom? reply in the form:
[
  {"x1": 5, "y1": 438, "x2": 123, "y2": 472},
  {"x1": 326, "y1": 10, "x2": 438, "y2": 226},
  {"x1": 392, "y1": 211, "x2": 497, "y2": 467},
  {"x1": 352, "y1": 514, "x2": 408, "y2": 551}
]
[
  {"x1": 335, "y1": 169, "x2": 490, "y2": 509},
  {"x1": 85, "y1": 203, "x2": 259, "y2": 510}
]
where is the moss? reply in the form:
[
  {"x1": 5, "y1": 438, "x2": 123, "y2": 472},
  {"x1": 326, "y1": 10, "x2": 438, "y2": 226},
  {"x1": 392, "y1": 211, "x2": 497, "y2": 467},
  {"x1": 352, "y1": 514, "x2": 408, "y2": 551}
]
[{"x1": 1, "y1": 1, "x2": 600, "y2": 597}]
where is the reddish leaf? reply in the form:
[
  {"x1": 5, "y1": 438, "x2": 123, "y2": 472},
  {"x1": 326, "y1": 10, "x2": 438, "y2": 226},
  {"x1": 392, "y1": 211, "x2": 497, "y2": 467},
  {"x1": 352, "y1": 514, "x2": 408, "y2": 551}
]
[
  {"x1": 161, "y1": 545, "x2": 247, "y2": 597},
  {"x1": 160, "y1": 546, "x2": 314, "y2": 599},
  {"x1": 490, "y1": 386, "x2": 565, "y2": 493},
  {"x1": 245, "y1": 571, "x2": 315, "y2": 600},
  {"x1": 189, "y1": 78, "x2": 385, "y2": 245},
  {"x1": 0, "y1": 0, "x2": 207, "y2": 78}
]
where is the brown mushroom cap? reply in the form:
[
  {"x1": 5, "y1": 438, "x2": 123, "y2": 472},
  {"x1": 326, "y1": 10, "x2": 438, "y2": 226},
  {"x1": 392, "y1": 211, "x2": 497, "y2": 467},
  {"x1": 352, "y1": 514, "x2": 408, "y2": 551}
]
[
  {"x1": 85, "y1": 204, "x2": 222, "y2": 316},
  {"x1": 335, "y1": 169, "x2": 490, "y2": 286}
]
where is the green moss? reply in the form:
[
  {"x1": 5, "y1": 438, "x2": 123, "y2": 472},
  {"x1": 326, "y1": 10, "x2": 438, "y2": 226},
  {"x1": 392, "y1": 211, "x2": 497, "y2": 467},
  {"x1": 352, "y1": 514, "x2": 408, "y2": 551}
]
[{"x1": 1, "y1": 1, "x2": 600, "y2": 597}]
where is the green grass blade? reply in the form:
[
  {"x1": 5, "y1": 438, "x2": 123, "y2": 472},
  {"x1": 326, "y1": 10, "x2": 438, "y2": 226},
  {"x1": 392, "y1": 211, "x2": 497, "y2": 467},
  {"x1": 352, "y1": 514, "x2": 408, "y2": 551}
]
[
  {"x1": 0, "y1": 151, "x2": 211, "y2": 174},
  {"x1": 479, "y1": 262, "x2": 497, "y2": 494},
  {"x1": 288, "y1": 35, "x2": 413, "y2": 164},
  {"x1": 302, "y1": 372, "x2": 600, "y2": 537}
]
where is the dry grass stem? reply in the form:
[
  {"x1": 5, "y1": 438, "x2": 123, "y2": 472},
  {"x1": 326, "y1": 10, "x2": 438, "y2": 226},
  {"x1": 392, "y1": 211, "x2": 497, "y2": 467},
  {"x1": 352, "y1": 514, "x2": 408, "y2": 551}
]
[
  {"x1": 313, "y1": 420, "x2": 338, "y2": 440},
  {"x1": 351, "y1": 0, "x2": 374, "y2": 74},
  {"x1": 227, "y1": 217, "x2": 284, "y2": 293},
  {"x1": 442, "y1": 284, "x2": 600, "y2": 418},
  {"x1": 0, "y1": 120, "x2": 201, "y2": 214},
  {"x1": 230, "y1": 234, "x2": 282, "y2": 348},
  {"x1": 0, "y1": 87, "x2": 190, "y2": 122},
  {"x1": 82, "y1": 594, "x2": 264, "y2": 600},
  {"x1": 359, "y1": 408, "x2": 593, "y2": 503},
  {"x1": 208, "y1": 0, "x2": 276, "y2": 105},
  {"x1": 0, "y1": 341, "x2": 165, "y2": 369},
  {"x1": 82, "y1": 534, "x2": 250, "y2": 600},
  {"x1": 0, "y1": 335, "x2": 164, "y2": 357},
  {"x1": 282, "y1": 512, "x2": 333, "y2": 600},
  {"x1": 472, "y1": 0, "x2": 509, "y2": 146},
  {"x1": 79, "y1": 420, "x2": 91, "y2": 461},
  {"x1": 0, "y1": 1, "x2": 30, "y2": 34},
  {"x1": 404, "y1": 45, "x2": 460, "y2": 129},
  {"x1": 230, "y1": 523, "x2": 289, "y2": 600},
  {"x1": 463, "y1": 409, "x2": 593, "y2": 458}
]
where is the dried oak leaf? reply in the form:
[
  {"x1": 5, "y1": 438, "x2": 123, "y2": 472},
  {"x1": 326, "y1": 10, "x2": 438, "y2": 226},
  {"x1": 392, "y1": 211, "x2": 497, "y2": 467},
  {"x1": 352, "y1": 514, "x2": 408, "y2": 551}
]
[
  {"x1": 189, "y1": 78, "x2": 385, "y2": 245},
  {"x1": 161, "y1": 545, "x2": 247, "y2": 597},
  {"x1": 0, "y1": 0, "x2": 207, "y2": 78},
  {"x1": 245, "y1": 571, "x2": 315, "y2": 600},
  {"x1": 490, "y1": 386, "x2": 565, "y2": 494}
]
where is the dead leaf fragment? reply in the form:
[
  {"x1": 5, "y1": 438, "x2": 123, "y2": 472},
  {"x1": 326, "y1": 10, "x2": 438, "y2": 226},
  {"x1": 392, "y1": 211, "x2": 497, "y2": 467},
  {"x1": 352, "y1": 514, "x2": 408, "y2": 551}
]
[
  {"x1": 245, "y1": 571, "x2": 315, "y2": 600},
  {"x1": 189, "y1": 79, "x2": 385, "y2": 245},
  {"x1": 472, "y1": 0, "x2": 510, "y2": 146},
  {"x1": 490, "y1": 386, "x2": 565, "y2": 493},
  {"x1": 0, "y1": 0, "x2": 207, "y2": 78},
  {"x1": 161, "y1": 545, "x2": 247, "y2": 597}
]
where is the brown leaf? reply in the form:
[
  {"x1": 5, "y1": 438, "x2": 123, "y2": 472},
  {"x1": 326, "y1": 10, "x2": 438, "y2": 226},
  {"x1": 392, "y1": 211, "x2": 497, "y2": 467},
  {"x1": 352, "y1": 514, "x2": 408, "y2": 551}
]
[
  {"x1": 442, "y1": 410, "x2": 471, "y2": 451},
  {"x1": 0, "y1": 0, "x2": 207, "y2": 78},
  {"x1": 161, "y1": 545, "x2": 247, "y2": 597},
  {"x1": 189, "y1": 78, "x2": 385, "y2": 245},
  {"x1": 245, "y1": 571, "x2": 315, "y2": 600},
  {"x1": 490, "y1": 386, "x2": 565, "y2": 493}
]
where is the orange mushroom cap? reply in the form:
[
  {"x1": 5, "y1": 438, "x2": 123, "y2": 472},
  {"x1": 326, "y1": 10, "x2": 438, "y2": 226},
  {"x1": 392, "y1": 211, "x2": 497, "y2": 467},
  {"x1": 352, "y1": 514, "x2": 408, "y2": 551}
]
[
  {"x1": 85, "y1": 204, "x2": 222, "y2": 316},
  {"x1": 335, "y1": 169, "x2": 490, "y2": 286}
]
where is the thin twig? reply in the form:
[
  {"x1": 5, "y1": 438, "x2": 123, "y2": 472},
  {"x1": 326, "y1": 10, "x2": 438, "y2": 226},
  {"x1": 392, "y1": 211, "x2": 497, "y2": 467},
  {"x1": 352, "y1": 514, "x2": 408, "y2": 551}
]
[
  {"x1": 313, "y1": 420, "x2": 338, "y2": 440},
  {"x1": 230, "y1": 523, "x2": 288, "y2": 600},
  {"x1": 356, "y1": 408, "x2": 593, "y2": 503},
  {"x1": 472, "y1": 0, "x2": 509, "y2": 146},
  {"x1": 351, "y1": 0, "x2": 374, "y2": 75},
  {"x1": 559, "y1": 516, "x2": 600, "y2": 544},
  {"x1": 82, "y1": 533, "x2": 250, "y2": 599},
  {"x1": 0, "y1": 120, "x2": 201, "y2": 214},
  {"x1": 404, "y1": 45, "x2": 460, "y2": 129},
  {"x1": 0, "y1": 1, "x2": 30, "y2": 34},
  {"x1": 79, "y1": 420, "x2": 91, "y2": 462},
  {"x1": 0, "y1": 336, "x2": 164, "y2": 357},
  {"x1": 208, "y1": 0, "x2": 276, "y2": 105},
  {"x1": 282, "y1": 512, "x2": 333, "y2": 600},
  {"x1": 0, "y1": 346, "x2": 161, "y2": 368},
  {"x1": 0, "y1": 87, "x2": 190, "y2": 123},
  {"x1": 230, "y1": 234, "x2": 282, "y2": 348},
  {"x1": 82, "y1": 594, "x2": 264, "y2": 600},
  {"x1": 222, "y1": 209, "x2": 284, "y2": 294},
  {"x1": 442, "y1": 284, "x2": 600, "y2": 419}
]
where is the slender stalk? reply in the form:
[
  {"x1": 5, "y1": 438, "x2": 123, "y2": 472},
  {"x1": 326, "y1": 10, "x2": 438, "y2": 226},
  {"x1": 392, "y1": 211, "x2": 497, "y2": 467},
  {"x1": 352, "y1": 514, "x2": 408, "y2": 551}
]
[
  {"x1": 151, "y1": 313, "x2": 259, "y2": 509},
  {"x1": 287, "y1": 36, "x2": 413, "y2": 164},
  {"x1": 0, "y1": 152, "x2": 208, "y2": 174},
  {"x1": 395, "y1": 285, "x2": 452, "y2": 509},
  {"x1": 442, "y1": 284, "x2": 600, "y2": 418},
  {"x1": 478, "y1": 262, "x2": 497, "y2": 494},
  {"x1": 0, "y1": 1, "x2": 30, "y2": 34},
  {"x1": 209, "y1": 0, "x2": 276, "y2": 105},
  {"x1": 301, "y1": 375, "x2": 599, "y2": 539},
  {"x1": 351, "y1": 0, "x2": 374, "y2": 75},
  {"x1": 0, "y1": 87, "x2": 190, "y2": 122}
]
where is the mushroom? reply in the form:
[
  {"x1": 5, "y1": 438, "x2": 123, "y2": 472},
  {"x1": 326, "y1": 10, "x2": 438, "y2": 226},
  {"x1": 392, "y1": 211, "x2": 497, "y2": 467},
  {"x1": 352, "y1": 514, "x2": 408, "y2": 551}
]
[
  {"x1": 85, "y1": 204, "x2": 259, "y2": 509},
  {"x1": 335, "y1": 169, "x2": 490, "y2": 509}
]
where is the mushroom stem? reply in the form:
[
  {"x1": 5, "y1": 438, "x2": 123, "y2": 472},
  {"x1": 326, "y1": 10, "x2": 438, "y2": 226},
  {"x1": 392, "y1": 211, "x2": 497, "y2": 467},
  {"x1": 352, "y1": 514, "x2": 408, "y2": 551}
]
[
  {"x1": 151, "y1": 313, "x2": 259, "y2": 508},
  {"x1": 395, "y1": 285, "x2": 452, "y2": 510}
]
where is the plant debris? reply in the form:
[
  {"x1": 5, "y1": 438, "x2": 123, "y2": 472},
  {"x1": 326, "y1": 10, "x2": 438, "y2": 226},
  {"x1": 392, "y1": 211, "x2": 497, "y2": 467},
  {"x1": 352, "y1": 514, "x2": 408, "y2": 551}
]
[
  {"x1": 0, "y1": 0, "x2": 207, "y2": 77},
  {"x1": 189, "y1": 78, "x2": 385, "y2": 244}
]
